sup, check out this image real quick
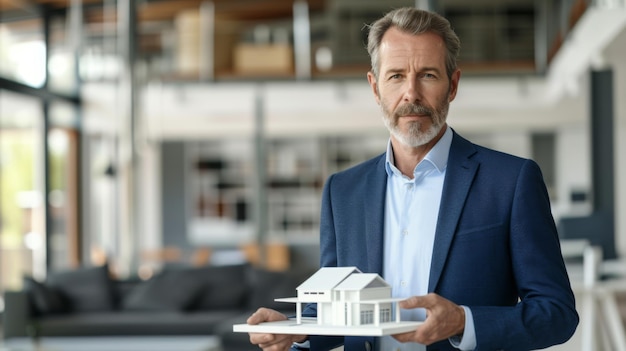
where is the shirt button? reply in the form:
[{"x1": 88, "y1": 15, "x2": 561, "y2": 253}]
[
  {"x1": 400, "y1": 280, "x2": 407, "y2": 287},
  {"x1": 402, "y1": 229, "x2": 408, "y2": 236}
]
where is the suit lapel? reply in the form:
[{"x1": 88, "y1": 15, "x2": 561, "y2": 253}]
[
  {"x1": 364, "y1": 155, "x2": 387, "y2": 275},
  {"x1": 429, "y1": 132, "x2": 479, "y2": 292}
]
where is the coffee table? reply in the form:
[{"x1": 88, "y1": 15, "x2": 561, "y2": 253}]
[{"x1": 1, "y1": 336, "x2": 221, "y2": 351}]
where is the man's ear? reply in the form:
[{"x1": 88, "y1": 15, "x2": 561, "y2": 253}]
[
  {"x1": 448, "y1": 69, "x2": 461, "y2": 102},
  {"x1": 367, "y1": 71, "x2": 381, "y2": 105}
]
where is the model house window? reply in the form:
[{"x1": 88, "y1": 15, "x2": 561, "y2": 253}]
[
  {"x1": 360, "y1": 310, "x2": 374, "y2": 325},
  {"x1": 380, "y1": 308, "x2": 391, "y2": 323}
]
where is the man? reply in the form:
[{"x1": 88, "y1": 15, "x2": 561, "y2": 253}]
[{"x1": 247, "y1": 7, "x2": 578, "y2": 351}]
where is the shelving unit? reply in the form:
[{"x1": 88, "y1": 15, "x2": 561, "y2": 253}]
[
  {"x1": 186, "y1": 139, "x2": 255, "y2": 246},
  {"x1": 185, "y1": 134, "x2": 388, "y2": 246},
  {"x1": 266, "y1": 138, "x2": 321, "y2": 241}
]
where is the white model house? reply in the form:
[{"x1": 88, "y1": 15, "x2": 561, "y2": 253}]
[{"x1": 277, "y1": 267, "x2": 402, "y2": 327}]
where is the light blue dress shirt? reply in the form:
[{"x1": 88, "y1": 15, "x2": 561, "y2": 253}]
[{"x1": 380, "y1": 127, "x2": 476, "y2": 351}]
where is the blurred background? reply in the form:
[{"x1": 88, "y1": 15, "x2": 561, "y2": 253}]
[{"x1": 0, "y1": 0, "x2": 625, "y2": 337}]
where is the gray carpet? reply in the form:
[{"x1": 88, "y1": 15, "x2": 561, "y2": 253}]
[{"x1": 1, "y1": 336, "x2": 222, "y2": 351}]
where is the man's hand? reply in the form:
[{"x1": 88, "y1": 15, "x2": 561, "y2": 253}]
[
  {"x1": 393, "y1": 293, "x2": 465, "y2": 346},
  {"x1": 247, "y1": 307, "x2": 307, "y2": 351}
]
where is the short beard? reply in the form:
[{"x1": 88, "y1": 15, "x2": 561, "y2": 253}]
[{"x1": 381, "y1": 97, "x2": 449, "y2": 148}]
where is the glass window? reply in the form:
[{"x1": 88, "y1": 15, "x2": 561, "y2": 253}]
[
  {"x1": 48, "y1": 17, "x2": 79, "y2": 93},
  {"x1": 83, "y1": 134, "x2": 118, "y2": 268},
  {"x1": 0, "y1": 20, "x2": 46, "y2": 87},
  {"x1": 0, "y1": 93, "x2": 81, "y2": 308},
  {"x1": 0, "y1": 90, "x2": 45, "y2": 300},
  {"x1": 48, "y1": 100, "x2": 81, "y2": 270},
  {"x1": 47, "y1": 127, "x2": 80, "y2": 270}
]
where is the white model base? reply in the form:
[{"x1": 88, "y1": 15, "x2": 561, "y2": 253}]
[{"x1": 233, "y1": 317, "x2": 423, "y2": 337}]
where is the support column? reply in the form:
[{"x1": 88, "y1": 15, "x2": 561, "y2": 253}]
[
  {"x1": 293, "y1": 1, "x2": 311, "y2": 80},
  {"x1": 199, "y1": 1, "x2": 215, "y2": 81},
  {"x1": 590, "y1": 69, "x2": 616, "y2": 258},
  {"x1": 374, "y1": 303, "x2": 380, "y2": 326},
  {"x1": 296, "y1": 302, "x2": 302, "y2": 324},
  {"x1": 42, "y1": 8, "x2": 52, "y2": 275},
  {"x1": 558, "y1": 69, "x2": 616, "y2": 259},
  {"x1": 395, "y1": 302, "x2": 401, "y2": 323},
  {"x1": 253, "y1": 87, "x2": 268, "y2": 266},
  {"x1": 117, "y1": 0, "x2": 140, "y2": 276},
  {"x1": 318, "y1": 303, "x2": 323, "y2": 325}
]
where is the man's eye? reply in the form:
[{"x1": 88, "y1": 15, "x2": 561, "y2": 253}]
[
  {"x1": 422, "y1": 73, "x2": 436, "y2": 79},
  {"x1": 389, "y1": 74, "x2": 401, "y2": 80}
]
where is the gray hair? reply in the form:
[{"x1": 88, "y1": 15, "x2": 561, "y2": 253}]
[{"x1": 366, "y1": 7, "x2": 461, "y2": 79}]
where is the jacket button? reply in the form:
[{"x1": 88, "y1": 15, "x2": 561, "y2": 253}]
[{"x1": 364, "y1": 341, "x2": 372, "y2": 351}]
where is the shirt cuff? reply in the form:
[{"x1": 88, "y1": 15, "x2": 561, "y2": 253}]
[
  {"x1": 449, "y1": 306, "x2": 477, "y2": 350},
  {"x1": 291, "y1": 340, "x2": 310, "y2": 350}
]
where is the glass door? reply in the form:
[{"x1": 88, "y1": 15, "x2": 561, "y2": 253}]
[{"x1": 0, "y1": 91, "x2": 46, "y2": 307}]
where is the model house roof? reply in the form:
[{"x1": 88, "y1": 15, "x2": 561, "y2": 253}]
[
  {"x1": 297, "y1": 266, "x2": 362, "y2": 291},
  {"x1": 334, "y1": 273, "x2": 389, "y2": 291}
]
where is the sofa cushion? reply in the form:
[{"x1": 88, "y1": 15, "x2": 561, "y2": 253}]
[
  {"x1": 111, "y1": 277, "x2": 142, "y2": 309},
  {"x1": 46, "y1": 264, "x2": 114, "y2": 313},
  {"x1": 246, "y1": 268, "x2": 306, "y2": 311},
  {"x1": 34, "y1": 310, "x2": 243, "y2": 336},
  {"x1": 121, "y1": 270, "x2": 203, "y2": 311},
  {"x1": 121, "y1": 264, "x2": 249, "y2": 312},
  {"x1": 183, "y1": 264, "x2": 249, "y2": 311},
  {"x1": 214, "y1": 312, "x2": 268, "y2": 350},
  {"x1": 23, "y1": 276, "x2": 68, "y2": 315}
]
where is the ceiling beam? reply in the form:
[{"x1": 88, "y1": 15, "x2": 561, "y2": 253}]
[
  {"x1": 0, "y1": 0, "x2": 38, "y2": 12},
  {"x1": 0, "y1": 76, "x2": 81, "y2": 104},
  {"x1": 3, "y1": 0, "x2": 327, "y2": 25}
]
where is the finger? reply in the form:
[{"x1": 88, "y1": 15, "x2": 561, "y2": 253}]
[
  {"x1": 246, "y1": 308, "x2": 268, "y2": 325},
  {"x1": 258, "y1": 340, "x2": 291, "y2": 351},
  {"x1": 250, "y1": 333, "x2": 287, "y2": 349},
  {"x1": 392, "y1": 318, "x2": 440, "y2": 346},
  {"x1": 249, "y1": 332, "x2": 275, "y2": 345},
  {"x1": 256, "y1": 335, "x2": 294, "y2": 350},
  {"x1": 399, "y1": 295, "x2": 425, "y2": 309},
  {"x1": 248, "y1": 307, "x2": 286, "y2": 325},
  {"x1": 399, "y1": 300, "x2": 464, "y2": 345},
  {"x1": 393, "y1": 329, "x2": 418, "y2": 343}
]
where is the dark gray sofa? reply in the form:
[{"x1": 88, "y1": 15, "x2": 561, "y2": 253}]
[{"x1": 2, "y1": 263, "x2": 311, "y2": 351}]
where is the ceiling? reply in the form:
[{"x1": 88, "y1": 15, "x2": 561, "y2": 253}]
[
  {"x1": 0, "y1": 0, "x2": 329, "y2": 59},
  {"x1": 0, "y1": 0, "x2": 327, "y2": 23},
  {"x1": 0, "y1": 0, "x2": 577, "y2": 78}
]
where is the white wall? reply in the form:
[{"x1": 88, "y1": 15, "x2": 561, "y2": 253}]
[
  {"x1": 604, "y1": 26, "x2": 626, "y2": 256},
  {"x1": 553, "y1": 127, "x2": 592, "y2": 221},
  {"x1": 138, "y1": 74, "x2": 593, "y2": 226}
]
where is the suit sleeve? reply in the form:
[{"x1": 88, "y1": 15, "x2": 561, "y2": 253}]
[
  {"x1": 319, "y1": 173, "x2": 339, "y2": 268},
  {"x1": 471, "y1": 160, "x2": 578, "y2": 350},
  {"x1": 303, "y1": 174, "x2": 346, "y2": 350}
]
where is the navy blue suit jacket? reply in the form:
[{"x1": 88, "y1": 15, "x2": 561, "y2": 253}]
[{"x1": 304, "y1": 131, "x2": 578, "y2": 351}]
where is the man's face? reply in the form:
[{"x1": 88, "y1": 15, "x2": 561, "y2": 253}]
[{"x1": 367, "y1": 28, "x2": 460, "y2": 148}]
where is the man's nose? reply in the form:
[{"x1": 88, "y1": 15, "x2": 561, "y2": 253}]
[{"x1": 403, "y1": 79, "x2": 422, "y2": 103}]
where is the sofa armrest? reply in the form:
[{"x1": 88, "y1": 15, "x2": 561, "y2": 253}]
[{"x1": 3, "y1": 290, "x2": 33, "y2": 338}]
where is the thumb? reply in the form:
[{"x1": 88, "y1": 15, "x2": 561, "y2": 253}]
[
  {"x1": 247, "y1": 308, "x2": 271, "y2": 325},
  {"x1": 247, "y1": 308, "x2": 287, "y2": 325}
]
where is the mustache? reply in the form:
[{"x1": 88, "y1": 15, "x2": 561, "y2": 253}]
[{"x1": 394, "y1": 103, "x2": 433, "y2": 118}]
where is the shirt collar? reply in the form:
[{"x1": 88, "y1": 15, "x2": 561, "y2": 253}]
[{"x1": 385, "y1": 126, "x2": 453, "y2": 177}]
